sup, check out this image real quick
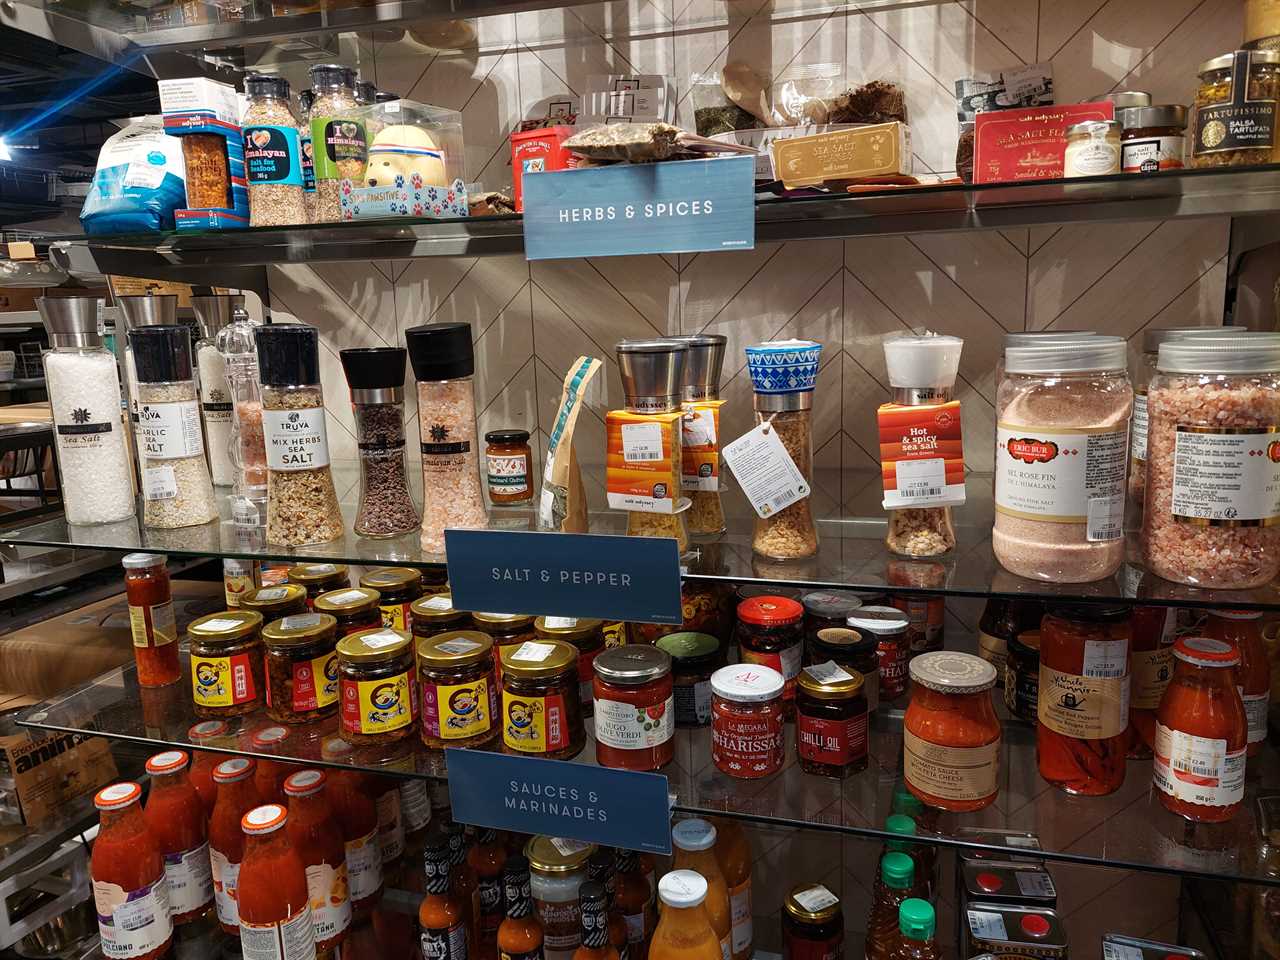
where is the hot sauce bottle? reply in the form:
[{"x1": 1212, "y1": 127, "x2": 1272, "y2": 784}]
[
  {"x1": 251, "y1": 726, "x2": 294, "y2": 805},
  {"x1": 711, "y1": 819, "x2": 751, "y2": 960},
  {"x1": 237, "y1": 804, "x2": 317, "y2": 960},
  {"x1": 573, "y1": 883, "x2": 619, "y2": 960},
  {"x1": 614, "y1": 850, "x2": 654, "y2": 960},
  {"x1": 471, "y1": 828, "x2": 508, "y2": 960},
  {"x1": 450, "y1": 823, "x2": 484, "y2": 955},
  {"x1": 498, "y1": 856, "x2": 544, "y2": 960},
  {"x1": 283, "y1": 770, "x2": 352, "y2": 956},
  {"x1": 209, "y1": 757, "x2": 262, "y2": 936},
  {"x1": 142, "y1": 751, "x2": 214, "y2": 925},
  {"x1": 421, "y1": 839, "x2": 469, "y2": 960},
  {"x1": 587, "y1": 850, "x2": 629, "y2": 960},
  {"x1": 123, "y1": 553, "x2": 180, "y2": 688},
  {"x1": 1204, "y1": 609, "x2": 1271, "y2": 758},
  {"x1": 1127, "y1": 606, "x2": 1177, "y2": 759},
  {"x1": 91, "y1": 782, "x2": 174, "y2": 960}
]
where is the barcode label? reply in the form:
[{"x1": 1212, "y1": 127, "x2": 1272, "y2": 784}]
[
  {"x1": 621, "y1": 422, "x2": 664, "y2": 463},
  {"x1": 771, "y1": 490, "x2": 796, "y2": 510},
  {"x1": 899, "y1": 485, "x2": 943, "y2": 499}
]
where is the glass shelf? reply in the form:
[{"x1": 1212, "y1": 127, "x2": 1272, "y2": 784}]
[
  {"x1": 17, "y1": 647, "x2": 1280, "y2": 887},
  {"x1": 4, "y1": 464, "x2": 1279, "y2": 611}
]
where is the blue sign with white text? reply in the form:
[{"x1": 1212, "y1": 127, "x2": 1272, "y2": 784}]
[
  {"x1": 522, "y1": 155, "x2": 755, "y2": 260},
  {"x1": 444, "y1": 529, "x2": 682, "y2": 624},
  {"x1": 446, "y1": 748, "x2": 672, "y2": 854}
]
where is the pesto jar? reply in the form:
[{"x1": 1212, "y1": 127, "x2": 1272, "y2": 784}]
[
  {"x1": 410, "y1": 593, "x2": 473, "y2": 638},
  {"x1": 337, "y1": 627, "x2": 417, "y2": 746},
  {"x1": 287, "y1": 562, "x2": 351, "y2": 607},
  {"x1": 360, "y1": 567, "x2": 424, "y2": 630},
  {"x1": 189, "y1": 610, "x2": 266, "y2": 719},
  {"x1": 417, "y1": 630, "x2": 499, "y2": 750},
  {"x1": 262, "y1": 612, "x2": 340, "y2": 723},
  {"x1": 315, "y1": 586, "x2": 383, "y2": 636},
  {"x1": 239, "y1": 583, "x2": 309, "y2": 620}
]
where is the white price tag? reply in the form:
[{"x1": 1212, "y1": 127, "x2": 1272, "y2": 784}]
[
  {"x1": 511, "y1": 641, "x2": 555, "y2": 662},
  {"x1": 722, "y1": 421, "x2": 810, "y2": 519},
  {"x1": 966, "y1": 910, "x2": 1008, "y2": 941},
  {"x1": 1014, "y1": 870, "x2": 1056, "y2": 898},
  {"x1": 621, "y1": 422, "x2": 664, "y2": 463},
  {"x1": 422, "y1": 595, "x2": 453, "y2": 611},
  {"x1": 1086, "y1": 494, "x2": 1124, "y2": 542},
  {"x1": 280, "y1": 614, "x2": 323, "y2": 631},
  {"x1": 323, "y1": 590, "x2": 368, "y2": 605},
  {"x1": 790, "y1": 885, "x2": 838, "y2": 913},
  {"x1": 544, "y1": 616, "x2": 578, "y2": 629},
  {"x1": 255, "y1": 587, "x2": 289, "y2": 600},
  {"x1": 362, "y1": 630, "x2": 404, "y2": 649},
  {"x1": 1083, "y1": 638, "x2": 1128, "y2": 679},
  {"x1": 550, "y1": 837, "x2": 592, "y2": 857},
  {"x1": 198, "y1": 618, "x2": 243, "y2": 632},
  {"x1": 803, "y1": 661, "x2": 856, "y2": 685},
  {"x1": 144, "y1": 465, "x2": 178, "y2": 501},
  {"x1": 893, "y1": 457, "x2": 947, "y2": 502},
  {"x1": 303, "y1": 564, "x2": 337, "y2": 574},
  {"x1": 436, "y1": 638, "x2": 482, "y2": 655}
]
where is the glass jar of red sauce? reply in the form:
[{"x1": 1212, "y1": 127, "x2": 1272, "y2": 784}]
[
  {"x1": 1037, "y1": 604, "x2": 1131, "y2": 796},
  {"x1": 248, "y1": 726, "x2": 292, "y2": 804},
  {"x1": 1153, "y1": 636, "x2": 1248, "y2": 823},
  {"x1": 209, "y1": 757, "x2": 261, "y2": 935},
  {"x1": 142, "y1": 750, "x2": 215, "y2": 925},
  {"x1": 283, "y1": 770, "x2": 353, "y2": 951},
  {"x1": 236, "y1": 804, "x2": 314, "y2": 953},
  {"x1": 262, "y1": 613, "x2": 341, "y2": 724},
  {"x1": 711, "y1": 664, "x2": 785, "y2": 779},
  {"x1": 187, "y1": 719, "x2": 232, "y2": 817},
  {"x1": 319, "y1": 738, "x2": 384, "y2": 921},
  {"x1": 848, "y1": 606, "x2": 911, "y2": 703},
  {"x1": 1128, "y1": 606, "x2": 1178, "y2": 758},
  {"x1": 736, "y1": 596, "x2": 804, "y2": 718},
  {"x1": 123, "y1": 553, "x2": 180, "y2": 688},
  {"x1": 535, "y1": 616, "x2": 605, "y2": 714},
  {"x1": 592, "y1": 645, "x2": 674, "y2": 771},
  {"x1": 91, "y1": 782, "x2": 173, "y2": 960},
  {"x1": 1204, "y1": 609, "x2": 1270, "y2": 757},
  {"x1": 360, "y1": 567, "x2": 424, "y2": 630},
  {"x1": 796, "y1": 662, "x2": 867, "y2": 779},
  {"x1": 781, "y1": 883, "x2": 842, "y2": 960},
  {"x1": 903, "y1": 652, "x2": 1001, "y2": 812}
]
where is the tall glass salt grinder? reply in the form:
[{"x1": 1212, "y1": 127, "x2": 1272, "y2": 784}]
[
  {"x1": 340, "y1": 346, "x2": 421, "y2": 538},
  {"x1": 672, "y1": 333, "x2": 727, "y2": 537},
  {"x1": 128, "y1": 325, "x2": 219, "y2": 529},
  {"x1": 37, "y1": 297, "x2": 136, "y2": 525},
  {"x1": 880, "y1": 334, "x2": 964, "y2": 558},
  {"x1": 192, "y1": 294, "x2": 242, "y2": 488},
  {"x1": 117, "y1": 294, "x2": 177, "y2": 477},
  {"x1": 405, "y1": 322, "x2": 489, "y2": 555},
  {"x1": 217, "y1": 307, "x2": 267, "y2": 524},
  {"x1": 744, "y1": 340, "x2": 822, "y2": 561}
]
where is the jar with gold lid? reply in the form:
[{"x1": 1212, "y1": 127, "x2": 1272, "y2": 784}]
[
  {"x1": 410, "y1": 593, "x2": 473, "y2": 638},
  {"x1": 1192, "y1": 50, "x2": 1280, "y2": 167},
  {"x1": 239, "y1": 583, "x2": 308, "y2": 620},
  {"x1": 472, "y1": 611, "x2": 536, "y2": 684},
  {"x1": 796, "y1": 662, "x2": 868, "y2": 779},
  {"x1": 420, "y1": 566, "x2": 448, "y2": 597},
  {"x1": 359, "y1": 567, "x2": 424, "y2": 630},
  {"x1": 534, "y1": 616, "x2": 605, "y2": 713},
  {"x1": 499, "y1": 640, "x2": 585, "y2": 759},
  {"x1": 315, "y1": 586, "x2": 382, "y2": 636},
  {"x1": 417, "y1": 629, "x2": 499, "y2": 750},
  {"x1": 1248, "y1": 0, "x2": 1280, "y2": 47},
  {"x1": 262, "y1": 611, "x2": 340, "y2": 723},
  {"x1": 337, "y1": 627, "x2": 418, "y2": 746},
  {"x1": 189, "y1": 610, "x2": 266, "y2": 718},
  {"x1": 782, "y1": 883, "x2": 842, "y2": 960},
  {"x1": 287, "y1": 562, "x2": 351, "y2": 607}
]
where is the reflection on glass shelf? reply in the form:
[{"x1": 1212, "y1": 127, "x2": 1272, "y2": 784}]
[
  {"x1": 18, "y1": 650, "x2": 1280, "y2": 886},
  {"x1": 4, "y1": 464, "x2": 1279, "y2": 610}
]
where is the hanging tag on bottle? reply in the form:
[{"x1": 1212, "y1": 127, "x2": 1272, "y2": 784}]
[{"x1": 722, "y1": 421, "x2": 809, "y2": 519}]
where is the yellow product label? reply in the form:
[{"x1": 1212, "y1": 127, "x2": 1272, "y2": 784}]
[
  {"x1": 903, "y1": 727, "x2": 999, "y2": 802},
  {"x1": 426, "y1": 678, "x2": 493, "y2": 740},
  {"x1": 502, "y1": 689, "x2": 570, "y2": 754},
  {"x1": 1131, "y1": 648, "x2": 1175, "y2": 710},
  {"x1": 1038, "y1": 665, "x2": 1129, "y2": 739},
  {"x1": 129, "y1": 601, "x2": 176, "y2": 648},
  {"x1": 191, "y1": 652, "x2": 257, "y2": 707},
  {"x1": 379, "y1": 602, "x2": 409, "y2": 630},
  {"x1": 343, "y1": 671, "x2": 413, "y2": 735},
  {"x1": 602, "y1": 621, "x2": 628, "y2": 648},
  {"x1": 976, "y1": 630, "x2": 1007, "y2": 673}
]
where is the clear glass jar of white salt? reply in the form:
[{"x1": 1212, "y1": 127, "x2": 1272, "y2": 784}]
[
  {"x1": 37, "y1": 297, "x2": 136, "y2": 525},
  {"x1": 993, "y1": 337, "x2": 1132, "y2": 583}
]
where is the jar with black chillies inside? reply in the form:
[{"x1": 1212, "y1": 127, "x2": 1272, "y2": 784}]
[
  {"x1": 315, "y1": 587, "x2": 382, "y2": 637},
  {"x1": 410, "y1": 593, "x2": 473, "y2": 639},
  {"x1": 261, "y1": 612, "x2": 340, "y2": 724},
  {"x1": 471, "y1": 611, "x2": 536, "y2": 686},
  {"x1": 1004, "y1": 628, "x2": 1041, "y2": 724},
  {"x1": 811, "y1": 627, "x2": 880, "y2": 714},
  {"x1": 417, "y1": 630, "x2": 499, "y2": 751},
  {"x1": 341, "y1": 347, "x2": 421, "y2": 539},
  {"x1": 287, "y1": 563, "x2": 351, "y2": 608},
  {"x1": 239, "y1": 583, "x2": 309, "y2": 621},
  {"x1": 656, "y1": 632, "x2": 725, "y2": 728},
  {"x1": 534, "y1": 617, "x2": 605, "y2": 716},
  {"x1": 360, "y1": 568, "x2": 423, "y2": 631},
  {"x1": 781, "y1": 883, "x2": 842, "y2": 960},
  {"x1": 735, "y1": 596, "x2": 805, "y2": 719},
  {"x1": 337, "y1": 627, "x2": 418, "y2": 747},
  {"x1": 800, "y1": 590, "x2": 864, "y2": 643},
  {"x1": 188, "y1": 610, "x2": 266, "y2": 719},
  {"x1": 499, "y1": 640, "x2": 585, "y2": 760},
  {"x1": 1037, "y1": 604, "x2": 1131, "y2": 796},
  {"x1": 795, "y1": 661, "x2": 868, "y2": 779},
  {"x1": 485, "y1": 429, "x2": 534, "y2": 505},
  {"x1": 420, "y1": 566, "x2": 449, "y2": 600}
]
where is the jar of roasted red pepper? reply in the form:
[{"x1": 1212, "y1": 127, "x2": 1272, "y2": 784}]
[
  {"x1": 1037, "y1": 604, "x2": 1131, "y2": 796},
  {"x1": 592, "y1": 646, "x2": 674, "y2": 771},
  {"x1": 904, "y1": 652, "x2": 1001, "y2": 812},
  {"x1": 848, "y1": 606, "x2": 911, "y2": 702},
  {"x1": 1153, "y1": 636, "x2": 1248, "y2": 823},
  {"x1": 535, "y1": 616, "x2": 605, "y2": 714},
  {"x1": 795, "y1": 662, "x2": 867, "y2": 779},
  {"x1": 123, "y1": 553, "x2": 180, "y2": 688},
  {"x1": 1128, "y1": 605, "x2": 1178, "y2": 758},
  {"x1": 736, "y1": 596, "x2": 804, "y2": 718},
  {"x1": 711, "y1": 664, "x2": 785, "y2": 779},
  {"x1": 315, "y1": 587, "x2": 383, "y2": 636},
  {"x1": 1204, "y1": 609, "x2": 1270, "y2": 757}
]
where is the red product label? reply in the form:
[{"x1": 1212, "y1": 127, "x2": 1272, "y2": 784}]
[
  {"x1": 509, "y1": 126, "x2": 574, "y2": 211},
  {"x1": 226, "y1": 653, "x2": 255, "y2": 703},
  {"x1": 712, "y1": 708, "x2": 784, "y2": 779},
  {"x1": 878, "y1": 639, "x2": 908, "y2": 698},
  {"x1": 797, "y1": 713, "x2": 868, "y2": 766},
  {"x1": 973, "y1": 101, "x2": 1115, "y2": 183},
  {"x1": 877, "y1": 399, "x2": 965, "y2": 507},
  {"x1": 784, "y1": 934, "x2": 842, "y2": 960}
]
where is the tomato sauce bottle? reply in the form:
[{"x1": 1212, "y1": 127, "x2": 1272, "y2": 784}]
[
  {"x1": 1204, "y1": 609, "x2": 1271, "y2": 758},
  {"x1": 250, "y1": 726, "x2": 294, "y2": 804},
  {"x1": 123, "y1": 553, "x2": 180, "y2": 688},
  {"x1": 649, "y1": 872, "x2": 720, "y2": 960},
  {"x1": 573, "y1": 883, "x2": 619, "y2": 960},
  {"x1": 209, "y1": 757, "x2": 262, "y2": 935},
  {"x1": 238, "y1": 804, "x2": 317, "y2": 960},
  {"x1": 142, "y1": 751, "x2": 214, "y2": 925},
  {"x1": 670, "y1": 820, "x2": 731, "y2": 960},
  {"x1": 449, "y1": 823, "x2": 483, "y2": 955},
  {"x1": 498, "y1": 855, "x2": 544, "y2": 960},
  {"x1": 374, "y1": 776, "x2": 405, "y2": 879},
  {"x1": 471, "y1": 828, "x2": 508, "y2": 960},
  {"x1": 187, "y1": 720, "x2": 231, "y2": 818},
  {"x1": 319, "y1": 750, "x2": 383, "y2": 921},
  {"x1": 711, "y1": 819, "x2": 751, "y2": 960},
  {"x1": 587, "y1": 850, "x2": 628, "y2": 960},
  {"x1": 284, "y1": 770, "x2": 353, "y2": 956},
  {"x1": 613, "y1": 850, "x2": 654, "y2": 960},
  {"x1": 421, "y1": 838, "x2": 469, "y2": 960},
  {"x1": 1127, "y1": 606, "x2": 1177, "y2": 759},
  {"x1": 91, "y1": 782, "x2": 173, "y2": 960}
]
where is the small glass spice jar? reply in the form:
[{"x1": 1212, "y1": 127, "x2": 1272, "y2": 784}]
[
  {"x1": 656, "y1": 632, "x2": 724, "y2": 728},
  {"x1": 735, "y1": 596, "x2": 805, "y2": 717},
  {"x1": 848, "y1": 606, "x2": 911, "y2": 703},
  {"x1": 337, "y1": 627, "x2": 418, "y2": 746},
  {"x1": 592, "y1": 646, "x2": 675, "y2": 772},
  {"x1": 287, "y1": 562, "x2": 351, "y2": 608},
  {"x1": 472, "y1": 611, "x2": 536, "y2": 685},
  {"x1": 800, "y1": 591, "x2": 864, "y2": 641},
  {"x1": 795, "y1": 662, "x2": 868, "y2": 779},
  {"x1": 1153, "y1": 636, "x2": 1248, "y2": 823},
  {"x1": 239, "y1": 583, "x2": 309, "y2": 620},
  {"x1": 1004, "y1": 628, "x2": 1041, "y2": 724},
  {"x1": 410, "y1": 593, "x2": 473, "y2": 639},
  {"x1": 359, "y1": 568, "x2": 424, "y2": 630},
  {"x1": 315, "y1": 587, "x2": 383, "y2": 636},
  {"x1": 904, "y1": 652, "x2": 1001, "y2": 812},
  {"x1": 1118, "y1": 104, "x2": 1187, "y2": 173},
  {"x1": 711, "y1": 664, "x2": 785, "y2": 780},
  {"x1": 499, "y1": 640, "x2": 585, "y2": 760},
  {"x1": 417, "y1": 630, "x2": 499, "y2": 751},
  {"x1": 261, "y1": 611, "x2": 340, "y2": 724},
  {"x1": 535, "y1": 617, "x2": 606, "y2": 714},
  {"x1": 1064, "y1": 119, "x2": 1121, "y2": 177},
  {"x1": 188, "y1": 610, "x2": 266, "y2": 719},
  {"x1": 811, "y1": 627, "x2": 880, "y2": 714},
  {"x1": 1192, "y1": 50, "x2": 1280, "y2": 168},
  {"x1": 485, "y1": 429, "x2": 534, "y2": 505},
  {"x1": 123, "y1": 552, "x2": 180, "y2": 688},
  {"x1": 781, "y1": 884, "x2": 842, "y2": 960}
]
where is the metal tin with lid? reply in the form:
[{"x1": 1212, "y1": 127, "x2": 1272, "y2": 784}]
[
  {"x1": 964, "y1": 902, "x2": 1067, "y2": 958},
  {"x1": 1101, "y1": 934, "x2": 1205, "y2": 960},
  {"x1": 616, "y1": 338, "x2": 689, "y2": 413},
  {"x1": 961, "y1": 861, "x2": 1057, "y2": 906}
]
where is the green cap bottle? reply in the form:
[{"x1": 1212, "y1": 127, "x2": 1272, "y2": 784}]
[
  {"x1": 898, "y1": 898, "x2": 935, "y2": 941},
  {"x1": 885, "y1": 813, "x2": 917, "y2": 852},
  {"x1": 880, "y1": 852, "x2": 914, "y2": 890},
  {"x1": 891, "y1": 786, "x2": 924, "y2": 819}
]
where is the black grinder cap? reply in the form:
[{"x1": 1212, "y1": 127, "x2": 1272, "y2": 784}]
[
  {"x1": 340, "y1": 346, "x2": 407, "y2": 390},
  {"x1": 256, "y1": 324, "x2": 320, "y2": 387},
  {"x1": 405, "y1": 322, "x2": 474, "y2": 382},
  {"x1": 246, "y1": 73, "x2": 290, "y2": 99},
  {"x1": 129, "y1": 325, "x2": 192, "y2": 383}
]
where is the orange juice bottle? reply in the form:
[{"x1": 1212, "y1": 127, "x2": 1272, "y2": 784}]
[
  {"x1": 887, "y1": 899, "x2": 939, "y2": 960},
  {"x1": 671, "y1": 820, "x2": 731, "y2": 960},
  {"x1": 649, "y1": 872, "x2": 721, "y2": 960},
  {"x1": 865, "y1": 854, "x2": 915, "y2": 960},
  {"x1": 710, "y1": 819, "x2": 751, "y2": 960}
]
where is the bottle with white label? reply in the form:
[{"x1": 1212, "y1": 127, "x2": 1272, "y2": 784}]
[
  {"x1": 236, "y1": 804, "x2": 317, "y2": 960},
  {"x1": 141, "y1": 751, "x2": 215, "y2": 925},
  {"x1": 1204, "y1": 609, "x2": 1271, "y2": 757},
  {"x1": 283, "y1": 771, "x2": 352, "y2": 953},
  {"x1": 192, "y1": 294, "x2": 241, "y2": 487},
  {"x1": 91, "y1": 782, "x2": 174, "y2": 960}
]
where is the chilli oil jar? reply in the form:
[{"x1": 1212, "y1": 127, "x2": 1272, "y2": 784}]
[
  {"x1": 314, "y1": 587, "x2": 382, "y2": 636},
  {"x1": 535, "y1": 617, "x2": 605, "y2": 713},
  {"x1": 736, "y1": 596, "x2": 804, "y2": 718},
  {"x1": 795, "y1": 662, "x2": 868, "y2": 779},
  {"x1": 592, "y1": 645, "x2": 674, "y2": 771},
  {"x1": 781, "y1": 883, "x2": 842, "y2": 960},
  {"x1": 287, "y1": 562, "x2": 351, "y2": 607},
  {"x1": 711, "y1": 664, "x2": 785, "y2": 780},
  {"x1": 360, "y1": 567, "x2": 424, "y2": 630},
  {"x1": 188, "y1": 611, "x2": 265, "y2": 719},
  {"x1": 499, "y1": 640, "x2": 585, "y2": 760},
  {"x1": 417, "y1": 630, "x2": 499, "y2": 750},
  {"x1": 261, "y1": 611, "x2": 340, "y2": 724},
  {"x1": 336, "y1": 627, "x2": 418, "y2": 746}
]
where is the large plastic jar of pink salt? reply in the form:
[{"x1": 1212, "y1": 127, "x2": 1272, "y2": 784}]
[
  {"x1": 1142, "y1": 335, "x2": 1280, "y2": 589},
  {"x1": 993, "y1": 337, "x2": 1132, "y2": 583}
]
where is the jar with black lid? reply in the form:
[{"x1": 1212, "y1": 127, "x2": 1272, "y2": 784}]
[
  {"x1": 239, "y1": 583, "x2": 309, "y2": 620},
  {"x1": 472, "y1": 611, "x2": 536, "y2": 684},
  {"x1": 534, "y1": 617, "x2": 605, "y2": 714},
  {"x1": 262, "y1": 611, "x2": 340, "y2": 723},
  {"x1": 781, "y1": 883, "x2": 842, "y2": 960},
  {"x1": 484, "y1": 429, "x2": 533, "y2": 505},
  {"x1": 1005, "y1": 628, "x2": 1041, "y2": 723},
  {"x1": 315, "y1": 586, "x2": 382, "y2": 636},
  {"x1": 499, "y1": 640, "x2": 585, "y2": 760},
  {"x1": 287, "y1": 562, "x2": 351, "y2": 607},
  {"x1": 336, "y1": 627, "x2": 417, "y2": 746},
  {"x1": 189, "y1": 610, "x2": 266, "y2": 719},
  {"x1": 800, "y1": 590, "x2": 864, "y2": 640},
  {"x1": 410, "y1": 593, "x2": 473, "y2": 638},
  {"x1": 811, "y1": 627, "x2": 880, "y2": 713},
  {"x1": 796, "y1": 663, "x2": 868, "y2": 779},
  {"x1": 359, "y1": 567, "x2": 423, "y2": 630},
  {"x1": 417, "y1": 630, "x2": 499, "y2": 750}
]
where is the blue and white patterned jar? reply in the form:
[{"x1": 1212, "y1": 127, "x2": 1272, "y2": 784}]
[{"x1": 745, "y1": 340, "x2": 822, "y2": 395}]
